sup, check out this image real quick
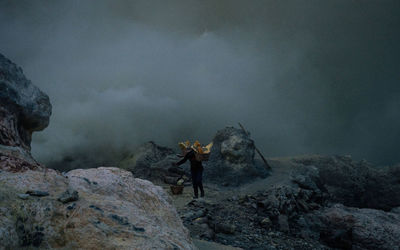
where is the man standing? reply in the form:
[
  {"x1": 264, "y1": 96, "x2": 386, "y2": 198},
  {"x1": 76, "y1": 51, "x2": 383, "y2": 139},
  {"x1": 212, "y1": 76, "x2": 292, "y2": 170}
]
[{"x1": 175, "y1": 149, "x2": 204, "y2": 199}]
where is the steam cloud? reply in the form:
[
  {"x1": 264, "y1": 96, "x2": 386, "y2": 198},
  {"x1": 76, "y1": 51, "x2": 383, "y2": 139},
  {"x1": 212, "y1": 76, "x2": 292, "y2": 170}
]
[{"x1": 0, "y1": 0, "x2": 399, "y2": 166}]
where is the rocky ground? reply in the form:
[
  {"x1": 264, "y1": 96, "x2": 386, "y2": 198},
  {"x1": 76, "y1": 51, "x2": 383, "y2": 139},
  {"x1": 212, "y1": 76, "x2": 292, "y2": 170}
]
[
  {"x1": 113, "y1": 122, "x2": 400, "y2": 250},
  {"x1": 0, "y1": 166, "x2": 195, "y2": 249},
  {"x1": 122, "y1": 136, "x2": 400, "y2": 250},
  {"x1": 2, "y1": 52, "x2": 400, "y2": 250},
  {"x1": 159, "y1": 154, "x2": 400, "y2": 250}
]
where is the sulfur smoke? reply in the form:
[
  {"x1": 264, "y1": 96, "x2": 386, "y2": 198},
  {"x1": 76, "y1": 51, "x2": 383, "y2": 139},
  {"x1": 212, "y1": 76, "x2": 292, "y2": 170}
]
[{"x1": 0, "y1": 0, "x2": 399, "y2": 167}]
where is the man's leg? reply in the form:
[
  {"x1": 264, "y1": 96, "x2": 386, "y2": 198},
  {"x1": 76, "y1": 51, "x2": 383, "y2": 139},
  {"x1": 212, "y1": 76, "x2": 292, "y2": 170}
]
[
  {"x1": 191, "y1": 170, "x2": 199, "y2": 198},
  {"x1": 199, "y1": 169, "x2": 204, "y2": 197}
]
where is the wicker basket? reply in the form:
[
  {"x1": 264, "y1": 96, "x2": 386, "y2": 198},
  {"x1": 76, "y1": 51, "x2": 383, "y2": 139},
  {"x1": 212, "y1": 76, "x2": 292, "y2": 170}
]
[
  {"x1": 195, "y1": 152, "x2": 210, "y2": 161},
  {"x1": 170, "y1": 185, "x2": 184, "y2": 195}
]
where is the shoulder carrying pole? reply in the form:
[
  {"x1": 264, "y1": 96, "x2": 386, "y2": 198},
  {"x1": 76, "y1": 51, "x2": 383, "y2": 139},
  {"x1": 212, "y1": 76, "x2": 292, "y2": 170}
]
[{"x1": 238, "y1": 122, "x2": 272, "y2": 170}]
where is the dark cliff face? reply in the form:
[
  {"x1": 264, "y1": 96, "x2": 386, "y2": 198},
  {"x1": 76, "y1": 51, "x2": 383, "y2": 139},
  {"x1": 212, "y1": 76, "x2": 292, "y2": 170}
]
[{"x1": 0, "y1": 53, "x2": 52, "y2": 151}]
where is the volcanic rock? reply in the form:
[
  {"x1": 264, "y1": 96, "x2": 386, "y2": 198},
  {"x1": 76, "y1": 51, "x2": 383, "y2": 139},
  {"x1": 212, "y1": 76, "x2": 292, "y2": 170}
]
[
  {"x1": 392, "y1": 207, "x2": 400, "y2": 214},
  {"x1": 215, "y1": 223, "x2": 236, "y2": 234},
  {"x1": 0, "y1": 167, "x2": 195, "y2": 249},
  {"x1": 57, "y1": 189, "x2": 79, "y2": 204},
  {"x1": 26, "y1": 190, "x2": 50, "y2": 197},
  {"x1": 118, "y1": 141, "x2": 187, "y2": 182},
  {"x1": 299, "y1": 204, "x2": 400, "y2": 250},
  {"x1": 206, "y1": 127, "x2": 269, "y2": 186},
  {"x1": 291, "y1": 155, "x2": 400, "y2": 211},
  {"x1": 17, "y1": 193, "x2": 30, "y2": 200},
  {"x1": 259, "y1": 217, "x2": 272, "y2": 228},
  {"x1": 0, "y1": 53, "x2": 51, "y2": 151},
  {"x1": 277, "y1": 215, "x2": 289, "y2": 233}
]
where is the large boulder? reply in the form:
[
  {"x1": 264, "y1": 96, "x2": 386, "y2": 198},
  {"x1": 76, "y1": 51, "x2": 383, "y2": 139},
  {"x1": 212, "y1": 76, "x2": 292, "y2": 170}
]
[
  {"x1": 0, "y1": 53, "x2": 51, "y2": 151},
  {"x1": 206, "y1": 127, "x2": 268, "y2": 186},
  {"x1": 291, "y1": 155, "x2": 400, "y2": 211},
  {"x1": 118, "y1": 141, "x2": 189, "y2": 183},
  {"x1": 297, "y1": 204, "x2": 400, "y2": 250},
  {"x1": 0, "y1": 167, "x2": 195, "y2": 249}
]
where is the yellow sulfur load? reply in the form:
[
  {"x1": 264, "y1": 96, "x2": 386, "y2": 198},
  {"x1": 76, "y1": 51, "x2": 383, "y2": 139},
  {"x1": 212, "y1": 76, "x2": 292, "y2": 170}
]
[
  {"x1": 178, "y1": 140, "x2": 213, "y2": 161},
  {"x1": 203, "y1": 142, "x2": 213, "y2": 153},
  {"x1": 178, "y1": 141, "x2": 189, "y2": 151}
]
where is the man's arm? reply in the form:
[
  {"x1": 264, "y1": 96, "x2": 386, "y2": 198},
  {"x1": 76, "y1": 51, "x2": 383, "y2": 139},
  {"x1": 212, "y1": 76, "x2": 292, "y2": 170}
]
[
  {"x1": 176, "y1": 150, "x2": 194, "y2": 166},
  {"x1": 176, "y1": 156, "x2": 187, "y2": 166}
]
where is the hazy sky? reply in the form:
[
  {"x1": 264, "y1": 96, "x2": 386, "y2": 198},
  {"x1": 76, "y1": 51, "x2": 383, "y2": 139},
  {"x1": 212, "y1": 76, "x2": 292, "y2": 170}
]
[{"x1": 0, "y1": 0, "x2": 399, "y2": 166}]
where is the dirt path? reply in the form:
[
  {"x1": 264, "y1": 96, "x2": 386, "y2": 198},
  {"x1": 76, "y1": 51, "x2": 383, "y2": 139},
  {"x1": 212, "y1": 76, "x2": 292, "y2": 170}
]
[
  {"x1": 159, "y1": 157, "x2": 305, "y2": 249},
  {"x1": 163, "y1": 157, "x2": 298, "y2": 209}
]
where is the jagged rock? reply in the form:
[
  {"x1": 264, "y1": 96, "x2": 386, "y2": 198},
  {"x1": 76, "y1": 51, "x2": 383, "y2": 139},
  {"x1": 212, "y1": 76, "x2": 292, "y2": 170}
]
[
  {"x1": 219, "y1": 127, "x2": 255, "y2": 164},
  {"x1": 193, "y1": 216, "x2": 208, "y2": 225},
  {"x1": 292, "y1": 155, "x2": 400, "y2": 211},
  {"x1": 57, "y1": 189, "x2": 79, "y2": 204},
  {"x1": 391, "y1": 207, "x2": 400, "y2": 214},
  {"x1": 299, "y1": 204, "x2": 400, "y2": 250},
  {"x1": 260, "y1": 217, "x2": 272, "y2": 228},
  {"x1": 0, "y1": 53, "x2": 51, "y2": 151},
  {"x1": 182, "y1": 209, "x2": 207, "y2": 222},
  {"x1": 118, "y1": 141, "x2": 187, "y2": 181},
  {"x1": 0, "y1": 147, "x2": 40, "y2": 172},
  {"x1": 290, "y1": 165, "x2": 320, "y2": 191},
  {"x1": 201, "y1": 228, "x2": 215, "y2": 240},
  {"x1": 0, "y1": 167, "x2": 195, "y2": 249},
  {"x1": 215, "y1": 223, "x2": 236, "y2": 234},
  {"x1": 67, "y1": 203, "x2": 76, "y2": 210},
  {"x1": 278, "y1": 215, "x2": 290, "y2": 233},
  {"x1": 257, "y1": 185, "x2": 324, "y2": 221},
  {"x1": 26, "y1": 190, "x2": 49, "y2": 197},
  {"x1": 179, "y1": 183, "x2": 332, "y2": 249},
  {"x1": 179, "y1": 153, "x2": 400, "y2": 249},
  {"x1": 0, "y1": 54, "x2": 50, "y2": 171},
  {"x1": 206, "y1": 127, "x2": 269, "y2": 186},
  {"x1": 17, "y1": 194, "x2": 29, "y2": 200}
]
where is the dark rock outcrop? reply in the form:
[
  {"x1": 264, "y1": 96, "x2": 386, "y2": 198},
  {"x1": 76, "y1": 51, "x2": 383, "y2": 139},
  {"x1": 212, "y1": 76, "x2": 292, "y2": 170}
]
[
  {"x1": 298, "y1": 204, "x2": 400, "y2": 250},
  {"x1": 0, "y1": 53, "x2": 51, "y2": 170},
  {"x1": 287, "y1": 156, "x2": 400, "y2": 249},
  {"x1": 206, "y1": 127, "x2": 269, "y2": 186},
  {"x1": 57, "y1": 189, "x2": 79, "y2": 203},
  {"x1": 179, "y1": 197, "x2": 330, "y2": 249},
  {"x1": 178, "y1": 154, "x2": 400, "y2": 249},
  {"x1": 292, "y1": 155, "x2": 400, "y2": 211},
  {"x1": 118, "y1": 141, "x2": 189, "y2": 182},
  {"x1": 0, "y1": 53, "x2": 51, "y2": 151}
]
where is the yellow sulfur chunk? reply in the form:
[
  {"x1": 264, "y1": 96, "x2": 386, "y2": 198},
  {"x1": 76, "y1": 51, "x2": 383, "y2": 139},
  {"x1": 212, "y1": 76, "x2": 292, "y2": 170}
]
[
  {"x1": 178, "y1": 142, "x2": 187, "y2": 150},
  {"x1": 203, "y1": 142, "x2": 213, "y2": 153}
]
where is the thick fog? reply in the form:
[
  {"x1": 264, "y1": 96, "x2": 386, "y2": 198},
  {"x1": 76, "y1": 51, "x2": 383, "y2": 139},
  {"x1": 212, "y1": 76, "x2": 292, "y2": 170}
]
[{"x1": 0, "y1": 0, "x2": 399, "y2": 166}]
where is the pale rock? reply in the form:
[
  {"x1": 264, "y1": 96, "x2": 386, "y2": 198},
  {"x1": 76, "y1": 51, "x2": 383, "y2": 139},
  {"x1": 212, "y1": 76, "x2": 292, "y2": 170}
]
[{"x1": 0, "y1": 167, "x2": 196, "y2": 249}]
